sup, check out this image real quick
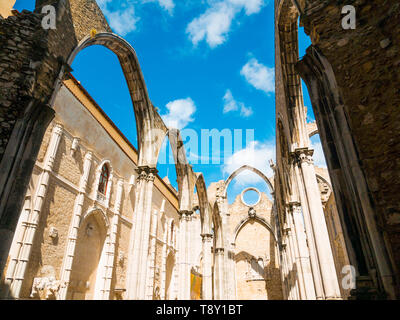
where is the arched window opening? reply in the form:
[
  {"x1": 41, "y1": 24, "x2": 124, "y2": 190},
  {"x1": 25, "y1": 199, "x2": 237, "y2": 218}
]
[{"x1": 98, "y1": 164, "x2": 109, "y2": 195}]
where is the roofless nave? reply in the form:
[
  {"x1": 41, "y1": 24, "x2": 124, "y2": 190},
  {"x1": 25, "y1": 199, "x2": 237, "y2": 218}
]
[{"x1": 0, "y1": 0, "x2": 399, "y2": 300}]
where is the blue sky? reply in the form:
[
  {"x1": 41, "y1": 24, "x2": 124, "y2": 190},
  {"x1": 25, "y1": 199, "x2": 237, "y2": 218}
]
[{"x1": 15, "y1": 0, "x2": 324, "y2": 203}]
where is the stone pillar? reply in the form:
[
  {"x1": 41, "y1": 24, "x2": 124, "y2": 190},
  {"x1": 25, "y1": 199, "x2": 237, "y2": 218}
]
[
  {"x1": 287, "y1": 211, "x2": 307, "y2": 299},
  {"x1": 295, "y1": 148, "x2": 341, "y2": 300},
  {"x1": 2, "y1": 197, "x2": 30, "y2": 298},
  {"x1": 58, "y1": 150, "x2": 93, "y2": 300},
  {"x1": 289, "y1": 202, "x2": 316, "y2": 300},
  {"x1": 126, "y1": 166, "x2": 157, "y2": 299},
  {"x1": 284, "y1": 225, "x2": 300, "y2": 300},
  {"x1": 145, "y1": 207, "x2": 160, "y2": 299},
  {"x1": 177, "y1": 210, "x2": 193, "y2": 300},
  {"x1": 292, "y1": 158, "x2": 325, "y2": 299},
  {"x1": 160, "y1": 218, "x2": 168, "y2": 300},
  {"x1": 5, "y1": 123, "x2": 62, "y2": 299},
  {"x1": 201, "y1": 233, "x2": 213, "y2": 300},
  {"x1": 281, "y1": 243, "x2": 291, "y2": 299},
  {"x1": 101, "y1": 179, "x2": 124, "y2": 300},
  {"x1": 214, "y1": 248, "x2": 225, "y2": 299}
]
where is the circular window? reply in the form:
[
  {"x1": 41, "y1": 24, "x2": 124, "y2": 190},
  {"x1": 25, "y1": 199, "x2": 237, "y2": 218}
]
[{"x1": 241, "y1": 188, "x2": 261, "y2": 207}]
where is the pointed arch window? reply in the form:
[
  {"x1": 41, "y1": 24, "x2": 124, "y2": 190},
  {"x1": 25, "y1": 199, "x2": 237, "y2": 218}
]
[{"x1": 98, "y1": 164, "x2": 109, "y2": 194}]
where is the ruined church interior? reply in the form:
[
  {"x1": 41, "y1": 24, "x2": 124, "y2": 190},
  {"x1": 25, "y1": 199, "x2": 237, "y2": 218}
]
[{"x1": 0, "y1": 0, "x2": 399, "y2": 301}]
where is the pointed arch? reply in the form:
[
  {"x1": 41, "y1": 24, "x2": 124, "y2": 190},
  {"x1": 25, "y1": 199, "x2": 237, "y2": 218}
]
[
  {"x1": 64, "y1": 32, "x2": 168, "y2": 167},
  {"x1": 81, "y1": 207, "x2": 110, "y2": 233},
  {"x1": 224, "y1": 165, "x2": 274, "y2": 196},
  {"x1": 154, "y1": 128, "x2": 194, "y2": 212},
  {"x1": 193, "y1": 173, "x2": 212, "y2": 234},
  {"x1": 233, "y1": 216, "x2": 278, "y2": 245}
]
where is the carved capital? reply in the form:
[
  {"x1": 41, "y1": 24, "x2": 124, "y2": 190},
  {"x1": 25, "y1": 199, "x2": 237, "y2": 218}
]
[
  {"x1": 287, "y1": 201, "x2": 302, "y2": 215},
  {"x1": 179, "y1": 210, "x2": 193, "y2": 221},
  {"x1": 293, "y1": 147, "x2": 314, "y2": 165},
  {"x1": 136, "y1": 166, "x2": 158, "y2": 181},
  {"x1": 215, "y1": 247, "x2": 225, "y2": 255},
  {"x1": 201, "y1": 233, "x2": 213, "y2": 242}
]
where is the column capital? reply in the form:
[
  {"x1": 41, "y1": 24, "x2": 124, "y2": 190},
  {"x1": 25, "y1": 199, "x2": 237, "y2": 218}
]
[
  {"x1": 136, "y1": 166, "x2": 158, "y2": 181},
  {"x1": 292, "y1": 147, "x2": 314, "y2": 165},
  {"x1": 287, "y1": 201, "x2": 302, "y2": 214},
  {"x1": 215, "y1": 248, "x2": 225, "y2": 255},
  {"x1": 201, "y1": 233, "x2": 213, "y2": 241},
  {"x1": 179, "y1": 210, "x2": 193, "y2": 217},
  {"x1": 53, "y1": 122, "x2": 64, "y2": 135}
]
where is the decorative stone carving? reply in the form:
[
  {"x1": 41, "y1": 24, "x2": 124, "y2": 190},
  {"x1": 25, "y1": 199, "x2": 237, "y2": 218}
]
[
  {"x1": 30, "y1": 277, "x2": 63, "y2": 300},
  {"x1": 248, "y1": 207, "x2": 256, "y2": 218},
  {"x1": 70, "y1": 137, "x2": 80, "y2": 156},
  {"x1": 118, "y1": 250, "x2": 125, "y2": 265},
  {"x1": 48, "y1": 226, "x2": 58, "y2": 239}
]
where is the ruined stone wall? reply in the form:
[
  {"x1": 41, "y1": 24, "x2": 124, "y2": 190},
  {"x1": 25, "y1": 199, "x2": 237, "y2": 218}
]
[
  {"x1": 2, "y1": 79, "x2": 181, "y2": 299},
  {"x1": 228, "y1": 192, "x2": 283, "y2": 300},
  {"x1": 300, "y1": 0, "x2": 400, "y2": 296},
  {"x1": 0, "y1": 10, "x2": 46, "y2": 161}
]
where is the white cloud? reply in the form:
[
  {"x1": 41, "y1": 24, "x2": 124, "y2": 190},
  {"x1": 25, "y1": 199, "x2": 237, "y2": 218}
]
[
  {"x1": 97, "y1": 0, "x2": 139, "y2": 36},
  {"x1": 240, "y1": 57, "x2": 275, "y2": 94},
  {"x1": 223, "y1": 89, "x2": 253, "y2": 117},
  {"x1": 142, "y1": 0, "x2": 175, "y2": 14},
  {"x1": 97, "y1": 0, "x2": 176, "y2": 35},
  {"x1": 186, "y1": 0, "x2": 265, "y2": 48},
  {"x1": 161, "y1": 98, "x2": 196, "y2": 129},
  {"x1": 223, "y1": 140, "x2": 275, "y2": 185},
  {"x1": 157, "y1": 0, "x2": 175, "y2": 14},
  {"x1": 310, "y1": 139, "x2": 327, "y2": 168}
]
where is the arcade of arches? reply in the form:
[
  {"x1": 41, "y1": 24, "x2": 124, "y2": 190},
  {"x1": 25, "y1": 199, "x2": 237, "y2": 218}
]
[{"x1": 0, "y1": 0, "x2": 399, "y2": 300}]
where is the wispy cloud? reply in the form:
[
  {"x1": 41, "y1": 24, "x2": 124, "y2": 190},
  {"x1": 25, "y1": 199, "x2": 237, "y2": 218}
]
[
  {"x1": 240, "y1": 57, "x2": 275, "y2": 94},
  {"x1": 142, "y1": 0, "x2": 175, "y2": 14},
  {"x1": 97, "y1": 0, "x2": 139, "y2": 36},
  {"x1": 223, "y1": 140, "x2": 275, "y2": 185},
  {"x1": 223, "y1": 89, "x2": 253, "y2": 117},
  {"x1": 161, "y1": 98, "x2": 196, "y2": 129},
  {"x1": 96, "y1": 0, "x2": 176, "y2": 35},
  {"x1": 186, "y1": 0, "x2": 265, "y2": 48}
]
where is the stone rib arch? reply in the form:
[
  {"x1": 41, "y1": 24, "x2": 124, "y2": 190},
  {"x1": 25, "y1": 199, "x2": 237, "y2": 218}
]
[
  {"x1": 224, "y1": 165, "x2": 274, "y2": 196},
  {"x1": 155, "y1": 128, "x2": 194, "y2": 212},
  {"x1": 212, "y1": 202, "x2": 223, "y2": 248},
  {"x1": 233, "y1": 216, "x2": 278, "y2": 245},
  {"x1": 193, "y1": 172, "x2": 212, "y2": 234},
  {"x1": 64, "y1": 32, "x2": 167, "y2": 167}
]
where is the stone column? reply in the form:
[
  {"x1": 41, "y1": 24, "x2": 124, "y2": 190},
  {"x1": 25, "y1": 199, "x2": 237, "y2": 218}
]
[
  {"x1": 201, "y1": 233, "x2": 213, "y2": 300},
  {"x1": 287, "y1": 212, "x2": 307, "y2": 299},
  {"x1": 295, "y1": 148, "x2": 341, "y2": 300},
  {"x1": 289, "y1": 202, "x2": 316, "y2": 300},
  {"x1": 101, "y1": 179, "x2": 124, "y2": 300},
  {"x1": 145, "y1": 207, "x2": 160, "y2": 299},
  {"x1": 281, "y1": 244, "x2": 291, "y2": 299},
  {"x1": 126, "y1": 166, "x2": 157, "y2": 299},
  {"x1": 177, "y1": 210, "x2": 193, "y2": 300},
  {"x1": 214, "y1": 248, "x2": 225, "y2": 300},
  {"x1": 58, "y1": 150, "x2": 93, "y2": 300},
  {"x1": 2, "y1": 197, "x2": 31, "y2": 298},
  {"x1": 292, "y1": 157, "x2": 325, "y2": 299},
  {"x1": 6, "y1": 123, "x2": 63, "y2": 299},
  {"x1": 284, "y1": 226, "x2": 300, "y2": 300},
  {"x1": 160, "y1": 218, "x2": 168, "y2": 300}
]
